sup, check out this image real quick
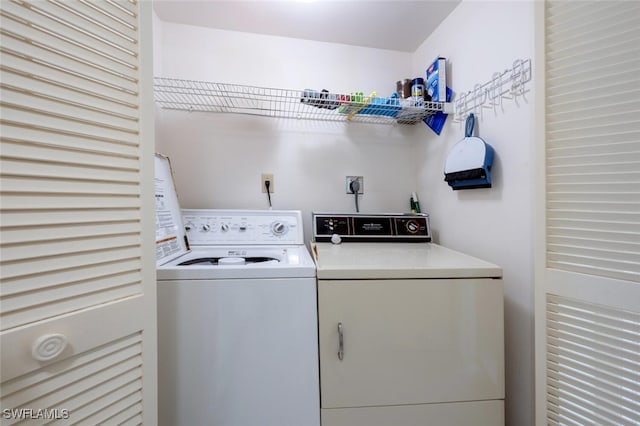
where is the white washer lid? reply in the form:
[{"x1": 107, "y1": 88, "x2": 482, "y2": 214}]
[
  {"x1": 157, "y1": 245, "x2": 316, "y2": 280},
  {"x1": 312, "y1": 242, "x2": 502, "y2": 280}
]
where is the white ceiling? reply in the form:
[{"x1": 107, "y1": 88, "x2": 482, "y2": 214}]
[{"x1": 152, "y1": 1, "x2": 461, "y2": 52}]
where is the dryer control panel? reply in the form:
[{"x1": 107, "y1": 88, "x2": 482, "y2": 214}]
[{"x1": 313, "y1": 213, "x2": 431, "y2": 242}]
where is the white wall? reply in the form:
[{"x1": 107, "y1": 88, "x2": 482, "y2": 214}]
[
  {"x1": 412, "y1": 2, "x2": 535, "y2": 425},
  {"x1": 154, "y1": 21, "x2": 421, "y2": 239}
]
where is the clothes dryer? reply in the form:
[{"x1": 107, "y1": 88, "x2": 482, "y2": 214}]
[{"x1": 312, "y1": 213, "x2": 504, "y2": 426}]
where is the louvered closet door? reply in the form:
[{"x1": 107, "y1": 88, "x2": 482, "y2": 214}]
[
  {"x1": 0, "y1": 1, "x2": 156, "y2": 424},
  {"x1": 534, "y1": 1, "x2": 640, "y2": 425}
]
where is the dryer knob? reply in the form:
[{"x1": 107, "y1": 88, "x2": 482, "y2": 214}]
[
  {"x1": 220, "y1": 223, "x2": 230, "y2": 232},
  {"x1": 201, "y1": 224, "x2": 211, "y2": 232}
]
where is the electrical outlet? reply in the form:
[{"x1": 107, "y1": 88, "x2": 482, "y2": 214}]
[
  {"x1": 346, "y1": 176, "x2": 364, "y2": 194},
  {"x1": 261, "y1": 173, "x2": 274, "y2": 193}
]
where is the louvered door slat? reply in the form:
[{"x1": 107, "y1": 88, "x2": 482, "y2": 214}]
[
  {"x1": 1, "y1": 88, "x2": 139, "y2": 133},
  {"x1": 2, "y1": 270, "x2": 141, "y2": 312},
  {"x1": 2, "y1": 281, "x2": 141, "y2": 330},
  {"x1": 0, "y1": 140, "x2": 139, "y2": 170},
  {"x1": 548, "y1": 165, "x2": 640, "y2": 178},
  {"x1": 98, "y1": 0, "x2": 138, "y2": 19},
  {"x1": 2, "y1": 342, "x2": 142, "y2": 408},
  {"x1": 2, "y1": 1, "x2": 138, "y2": 69},
  {"x1": 23, "y1": 0, "x2": 138, "y2": 54},
  {"x1": 547, "y1": 344, "x2": 637, "y2": 387},
  {"x1": 68, "y1": 380, "x2": 142, "y2": 426},
  {"x1": 547, "y1": 55, "x2": 640, "y2": 91},
  {"x1": 2, "y1": 259, "x2": 140, "y2": 297},
  {"x1": 0, "y1": 107, "x2": 139, "y2": 145},
  {"x1": 2, "y1": 70, "x2": 139, "y2": 120},
  {"x1": 104, "y1": 411, "x2": 142, "y2": 426},
  {"x1": 0, "y1": 124, "x2": 140, "y2": 158},
  {"x1": 546, "y1": 120, "x2": 640, "y2": 142},
  {"x1": 549, "y1": 140, "x2": 639, "y2": 157},
  {"x1": 547, "y1": 209, "x2": 639, "y2": 223},
  {"x1": 44, "y1": 367, "x2": 143, "y2": 419},
  {"x1": 0, "y1": 36, "x2": 139, "y2": 96},
  {"x1": 1, "y1": 194, "x2": 140, "y2": 210},
  {"x1": 547, "y1": 130, "x2": 639, "y2": 150},
  {"x1": 75, "y1": 390, "x2": 142, "y2": 426},
  {"x1": 0, "y1": 246, "x2": 140, "y2": 282},
  {"x1": 0, "y1": 209, "x2": 140, "y2": 228},
  {"x1": 73, "y1": 383, "x2": 142, "y2": 425},
  {"x1": 547, "y1": 216, "x2": 639, "y2": 233},
  {"x1": 47, "y1": 0, "x2": 137, "y2": 42},
  {"x1": 0, "y1": 176, "x2": 139, "y2": 195},
  {"x1": 0, "y1": 152, "x2": 139, "y2": 178},
  {"x1": 545, "y1": 294, "x2": 640, "y2": 425},
  {"x1": 1, "y1": 221, "x2": 140, "y2": 244}
]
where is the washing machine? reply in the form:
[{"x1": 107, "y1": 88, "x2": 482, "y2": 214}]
[
  {"x1": 157, "y1": 209, "x2": 320, "y2": 426},
  {"x1": 311, "y1": 212, "x2": 505, "y2": 426}
]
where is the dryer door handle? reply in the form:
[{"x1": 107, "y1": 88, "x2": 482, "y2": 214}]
[{"x1": 337, "y1": 322, "x2": 344, "y2": 361}]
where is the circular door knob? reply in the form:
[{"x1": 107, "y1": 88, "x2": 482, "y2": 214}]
[{"x1": 32, "y1": 333, "x2": 68, "y2": 362}]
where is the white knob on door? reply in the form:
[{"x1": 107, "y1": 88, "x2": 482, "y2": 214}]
[{"x1": 32, "y1": 333, "x2": 68, "y2": 362}]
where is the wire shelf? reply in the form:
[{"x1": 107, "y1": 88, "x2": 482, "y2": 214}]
[{"x1": 153, "y1": 78, "x2": 452, "y2": 125}]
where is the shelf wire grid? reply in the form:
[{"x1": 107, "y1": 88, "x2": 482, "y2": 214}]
[{"x1": 153, "y1": 78, "x2": 448, "y2": 125}]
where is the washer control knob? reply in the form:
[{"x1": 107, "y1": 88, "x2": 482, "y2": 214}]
[
  {"x1": 271, "y1": 221, "x2": 288, "y2": 236},
  {"x1": 220, "y1": 223, "x2": 230, "y2": 232},
  {"x1": 201, "y1": 224, "x2": 211, "y2": 232}
]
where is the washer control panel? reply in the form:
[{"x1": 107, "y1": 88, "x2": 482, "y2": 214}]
[
  {"x1": 182, "y1": 209, "x2": 303, "y2": 245},
  {"x1": 313, "y1": 213, "x2": 430, "y2": 242}
]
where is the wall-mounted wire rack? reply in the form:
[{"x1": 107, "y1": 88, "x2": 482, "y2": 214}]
[
  {"x1": 451, "y1": 58, "x2": 532, "y2": 123},
  {"x1": 153, "y1": 77, "x2": 453, "y2": 125}
]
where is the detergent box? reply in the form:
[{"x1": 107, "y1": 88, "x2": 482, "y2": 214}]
[{"x1": 426, "y1": 57, "x2": 447, "y2": 102}]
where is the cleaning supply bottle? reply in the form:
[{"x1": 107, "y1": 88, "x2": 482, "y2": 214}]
[{"x1": 411, "y1": 192, "x2": 421, "y2": 213}]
